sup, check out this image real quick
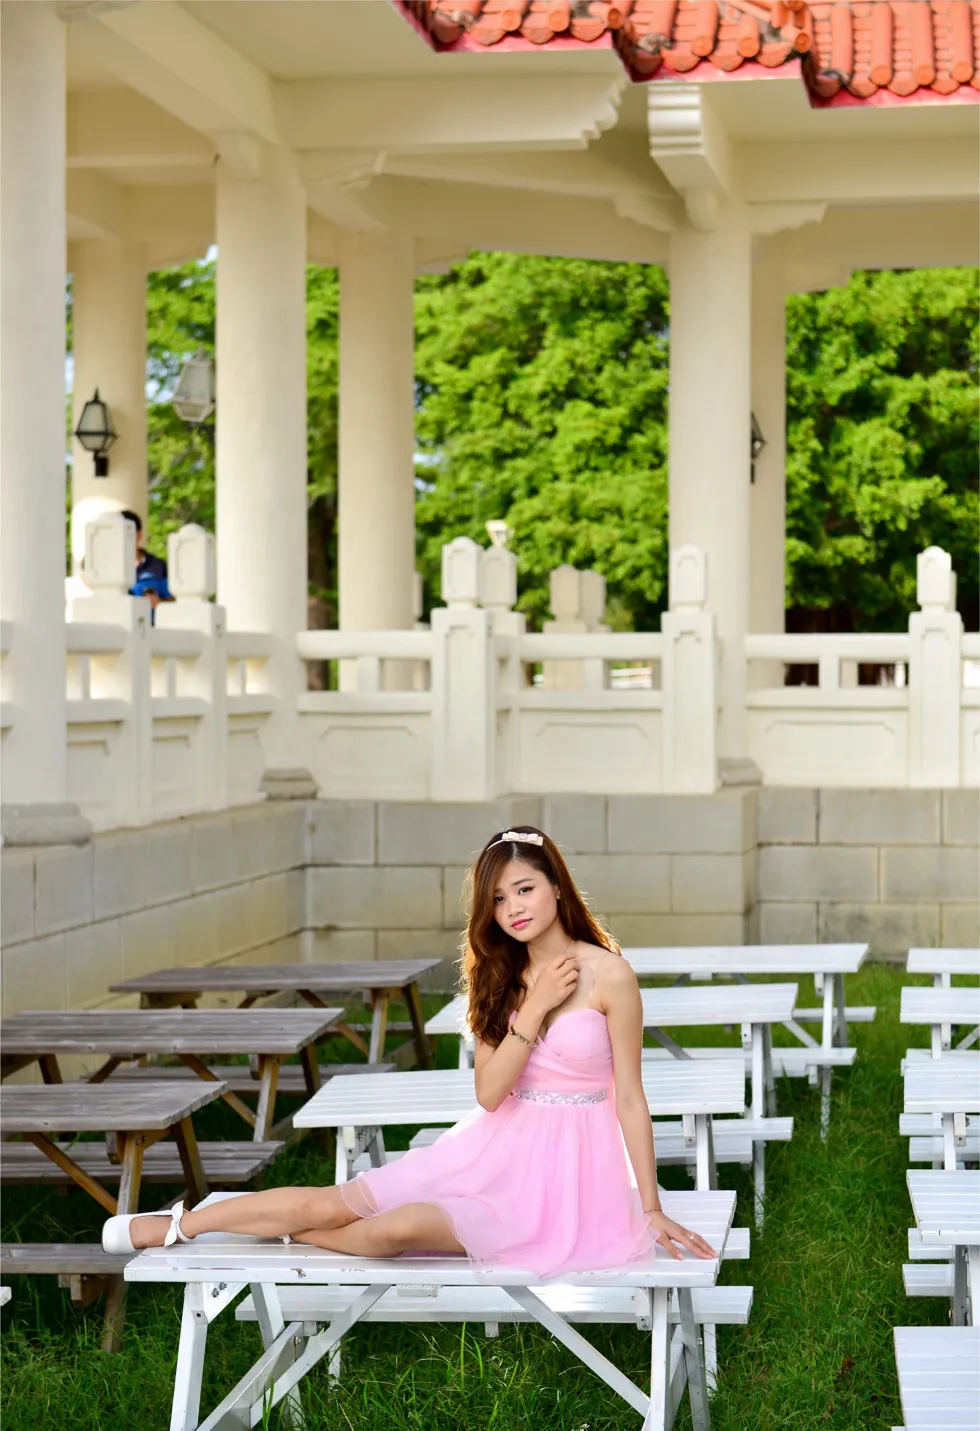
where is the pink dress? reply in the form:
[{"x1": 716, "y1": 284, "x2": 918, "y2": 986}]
[{"x1": 340, "y1": 1007, "x2": 657, "y2": 1277}]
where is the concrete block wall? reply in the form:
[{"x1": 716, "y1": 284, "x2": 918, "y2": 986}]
[
  {"x1": 0, "y1": 803, "x2": 307, "y2": 1016},
  {"x1": 757, "y1": 788, "x2": 979, "y2": 956}
]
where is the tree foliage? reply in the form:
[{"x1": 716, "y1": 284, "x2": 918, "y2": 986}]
[{"x1": 118, "y1": 254, "x2": 976, "y2": 633}]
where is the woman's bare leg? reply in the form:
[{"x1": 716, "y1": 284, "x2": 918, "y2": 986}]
[
  {"x1": 292, "y1": 1203, "x2": 464, "y2": 1257},
  {"x1": 127, "y1": 1183, "x2": 356, "y2": 1249}
]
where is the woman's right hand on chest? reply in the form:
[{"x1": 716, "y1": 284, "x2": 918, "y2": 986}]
[{"x1": 526, "y1": 951, "x2": 580, "y2": 1016}]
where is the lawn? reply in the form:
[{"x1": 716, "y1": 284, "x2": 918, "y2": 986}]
[{"x1": 0, "y1": 964, "x2": 956, "y2": 1431}]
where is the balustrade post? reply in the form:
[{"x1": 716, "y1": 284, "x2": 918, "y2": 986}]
[
  {"x1": 909, "y1": 546, "x2": 962, "y2": 787},
  {"x1": 542, "y1": 566, "x2": 588, "y2": 691},
  {"x1": 481, "y1": 538, "x2": 524, "y2": 796},
  {"x1": 430, "y1": 538, "x2": 496, "y2": 801},
  {"x1": 155, "y1": 524, "x2": 228, "y2": 810},
  {"x1": 661, "y1": 545, "x2": 717, "y2": 793},
  {"x1": 70, "y1": 512, "x2": 153, "y2": 825}
]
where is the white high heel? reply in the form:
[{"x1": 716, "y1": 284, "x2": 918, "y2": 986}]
[{"x1": 102, "y1": 1200, "x2": 193, "y2": 1255}]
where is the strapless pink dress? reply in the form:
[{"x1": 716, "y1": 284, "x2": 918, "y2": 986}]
[{"x1": 340, "y1": 1008, "x2": 657, "y2": 1276}]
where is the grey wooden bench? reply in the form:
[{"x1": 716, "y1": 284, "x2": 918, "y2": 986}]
[
  {"x1": 107, "y1": 1061, "x2": 393, "y2": 1095},
  {"x1": 0, "y1": 1138, "x2": 282, "y2": 1187},
  {"x1": 0, "y1": 1243, "x2": 134, "y2": 1308}
]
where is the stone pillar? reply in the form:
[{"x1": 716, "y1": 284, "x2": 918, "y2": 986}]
[
  {"x1": 668, "y1": 203, "x2": 752, "y2": 760},
  {"x1": 70, "y1": 238, "x2": 148, "y2": 570},
  {"x1": 749, "y1": 265, "x2": 787, "y2": 640},
  {"x1": 215, "y1": 146, "x2": 308, "y2": 770},
  {"x1": 0, "y1": 2, "x2": 84, "y2": 837},
  {"x1": 337, "y1": 232, "x2": 416, "y2": 637}
]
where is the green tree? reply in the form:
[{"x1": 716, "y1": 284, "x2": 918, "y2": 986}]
[
  {"x1": 414, "y1": 252, "x2": 670, "y2": 630},
  {"x1": 785, "y1": 267, "x2": 979, "y2": 630}
]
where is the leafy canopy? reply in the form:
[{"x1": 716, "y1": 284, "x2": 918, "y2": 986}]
[{"x1": 116, "y1": 255, "x2": 976, "y2": 632}]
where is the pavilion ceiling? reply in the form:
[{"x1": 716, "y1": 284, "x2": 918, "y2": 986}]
[{"x1": 399, "y1": 1, "x2": 980, "y2": 105}]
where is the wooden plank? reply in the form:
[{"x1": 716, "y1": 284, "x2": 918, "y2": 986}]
[
  {"x1": 901, "y1": 987, "x2": 980, "y2": 1027},
  {"x1": 0, "y1": 1081, "x2": 226, "y2": 1133},
  {"x1": 624, "y1": 945, "x2": 868, "y2": 976},
  {"x1": 109, "y1": 959, "x2": 443, "y2": 996},
  {"x1": 0, "y1": 1009, "x2": 343, "y2": 1057},
  {"x1": 907, "y1": 949, "x2": 980, "y2": 977},
  {"x1": 0, "y1": 1244, "x2": 132, "y2": 1276},
  {"x1": 1, "y1": 1141, "x2": 282, "y2": 1185},
  {"x1": 904, "y1": 1063, "x2": 980, "y2": 1116},
  {"x1": 104, "y1": 1062, "x2": 394, "y2": 1092}
]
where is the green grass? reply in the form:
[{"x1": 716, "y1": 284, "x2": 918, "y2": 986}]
[{"x1": 0, "y1": 967, "x2": 961, "y2": 1430}]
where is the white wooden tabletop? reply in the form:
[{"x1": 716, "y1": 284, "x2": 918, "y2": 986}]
[
  {"x1": 624, "y1": 945, "x2": 867, "y2": 976},
  {"x1": 109, "y1": 959, "x2": 443, "y2": 995},
  {"x1": 893, "y1": 1325, "x2": 980, "y2": 1428},
  {"x1": 900, "y1": 987, "x2": 980, "y2": 1027},
  {"x1": 293, "y1": 1058, "x2": 746, "y2": 1128},
  {"x1": 125, "y1": 1188, "x2": 735, "y2": 1289},
  {"x1": 907, "y1": 1170, "x2": 980, "y2": 1245},
  {"x1": 639, "y1": 984, "x2": 798, "y2": 1026},
  {"x1": 904, "y1": 1061, "x2": 980, "y2": 1115},
  {"x1": 906, "y1": 948, "x2": 980, "y2": 977},
  {"x1": 426, "y1": 986, "x2": 798, "y2": 1037},
  {"x1": 0, "y1": 1081, "x2": 225, "y2": 1133},
  {"x1": 0, "y1": 1009, "x2": 343, "y2": 1057}
]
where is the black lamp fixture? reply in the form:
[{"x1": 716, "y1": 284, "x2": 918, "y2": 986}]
[
  {"x1": 172, "y1": 349, "x2": 215, "y2": 424},
  {"x1": 74, "y1": 388, "x2": 117, "y2": 477},
  {"x1": 750, "y1": 411, "x2": 767, "y2": 483}
]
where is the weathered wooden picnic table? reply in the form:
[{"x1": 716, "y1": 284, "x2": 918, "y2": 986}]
[
  {"x1": 892, "y1": 1325, "x2": 980, "y2": 1430},
  {"x1": 0, "y1": 1008, "x2": 342, "y2": 1142},
  {"x1": 125, "y1": 1187, "x2": 737, "y2": 1431},
  {"x1": 109, "y1": 958, "x2": 441, "y2": 1067},
  {"x1": 0, "y1": 1081, "x2": 223, "y2": 1350},
  {"x1": 624, "y1": 943, "x2": 870, "y2": 1130},
  {"x1": 906, "y1": 1170, "x2": 980, "y2": 1327},
  {"x1": 900, "y1": 986, "x2": 980, "y2": 1060}
]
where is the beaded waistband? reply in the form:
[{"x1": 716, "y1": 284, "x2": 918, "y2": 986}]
[{"x1": 509, "y1": 1087, "x2": 607, "y2": 1106}]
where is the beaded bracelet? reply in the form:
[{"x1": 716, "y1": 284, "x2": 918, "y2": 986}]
[{"x1": 509, "y1": 1025, "x2": 537, "y2": 1048}]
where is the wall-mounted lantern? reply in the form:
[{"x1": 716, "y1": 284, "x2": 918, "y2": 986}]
[
  {"x1": 172, "y1": 349, "x2": 215, "y2": 424},
  {"x1": 750, "y1": 412, "x2": 767, "y2": 483},
  {"x1": 73, "y1": 388, "x2": 117, "y2": 477}
]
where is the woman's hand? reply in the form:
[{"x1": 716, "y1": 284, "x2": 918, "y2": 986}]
[
  {"x1": 524, "y1": 951, "x2": 579, "y2": 1017},
  {"x1": 646, "y1": 1211, "x2": 716, "y2": 1260}
]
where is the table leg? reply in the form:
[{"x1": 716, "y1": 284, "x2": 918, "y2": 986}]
[
  {"x1": 253, "y1": 1283, "x2": 304, "y2": 1428},
  {"x1": 38, "y1": 1054, "x2": 62, "y2": 1084},
  {"x1": 763, "y1": 1024, "x2": 777, "y2": 1117},
  {"x1": 677, "y1": 1286, "x2": 711, "y2": 1431},
  {"x1": 368, "y1": 993, "x2": 390, "y2": 1066},
  {"x1": 404, "y1": 982, "x2": 434, "y2": 1070},
  {"x1": 174, "y1": 1116, "x2": 210, "y2": 1207},
  {"x1": 953, "y1": 1246, "x2": 969, "y2": 1326},
  {"x1": 170, "y1": 1284, "x2": 210, "y2": 1431},
  {"x1": 820, "y1": 976, "x2": 835, "y2": 1139},
  {"x1": 300, "y1": 1042, "x2": 321, "y2": 1100},
  {"x1": 833, "y1": 973, "x2": 849, "y2": 1047},
  {"x1": 299, "y1": 990, "x2": 371, "y2": 1059},
  {"x1": 335, "y1": 1128, "x2": 350, "y2": 1183},
  {"x1": 750, "y1": 1024, "x2": 765, "y2": 1229},
  {"x1": 102, "y1": 1130, "x2": 146, "y2": 1353},
  {"x1": 643, "y1": 1287, "x2": 671, "y2": 1431},
  {"x1": 694, "y1": 1115, "x2": 717, "y2": 1191},
  {"x1": 254, "y1": 1056, "x2": 281, "y2": 1142},
  {"x1": 967, "y1": 1246, "x2": 979, "y2": 1326}
]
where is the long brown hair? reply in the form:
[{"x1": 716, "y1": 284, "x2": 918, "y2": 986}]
[{"x1": 460, "y1": 825, "x2": 619, "y2": 1047}]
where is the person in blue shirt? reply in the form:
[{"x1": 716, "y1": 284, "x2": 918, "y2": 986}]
[{"x1": 120, "y1": 509, "x2": 171, "y2": 616}]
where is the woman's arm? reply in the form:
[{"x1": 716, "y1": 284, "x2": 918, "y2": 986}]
[
  {"x1": 602, "y1": 957, "x2": 716, "y2": 1261},
  {"x1": 473, "y1": 950, "x2": 579, "y2": 1111}
]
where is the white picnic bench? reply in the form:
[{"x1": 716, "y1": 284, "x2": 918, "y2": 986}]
[
  {"x1": 624, "y1": 944, "x2": 871, "y2": 1132},
  {"x1": 902, "y1": 1061, "x2": 980, "y2": 1170},
  {"x1": 906, "y1": 948, "x2": 980, "y2": 985},
  {"x1": 893, "y1": 1325, "x2": 980, "y2": 1430},
  {"x1": 900, "y1": 987, "x2": 980, "y2": 1060},
  {"x1": 125, "y1": 1187, "x2": 737, "y2": 1431},
  {"x1": 907, "y1": 1170, "x2": 980, "y2": 1327}
]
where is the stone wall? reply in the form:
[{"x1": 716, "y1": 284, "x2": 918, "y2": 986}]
[
  {"x1": 757, "y1": 788, "x2": 979, "y2": 956},
  {"x1": 1, "y1": 788, "x2": 976, "y2": 1017}
]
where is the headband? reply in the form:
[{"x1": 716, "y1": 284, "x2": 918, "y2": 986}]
[{"x1": 489, "y1": 830, "x2": 544, "y2": 849}]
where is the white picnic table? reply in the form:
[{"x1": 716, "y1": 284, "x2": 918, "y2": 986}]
[
  {"x1": 893, "y1": 1325, "x2": 980, "y2": 1430},
  {"x1": 900, "y1": 987, "x2": 980, "y2": 1060},
  {"x1": 125, "y1": 1186, "x2": 736, "y2": 1431},
  {"x1": 904, "y1": 1061, "x2": 980, "y2": 1171},
  {"x1": 907, "y1": 1170, "x2": 980, "y2": 1327},
  {"x1": 906, "y1": 948, "x2": 980, "y2": 982}
]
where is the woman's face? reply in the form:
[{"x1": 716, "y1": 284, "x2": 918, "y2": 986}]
[{"x1": 492, "y1": 858, "x2": 560, "y2": 943}]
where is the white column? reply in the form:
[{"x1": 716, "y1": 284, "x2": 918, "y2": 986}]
[
  {"x1": 0, "y1": 2, "x2": 71, "y2": 809},
  {"x1": 215, "y1": 146, "x2": 308, "y2": 769},
  {"x1": 750, "y1": 264, "x2": 787, "y2": 638},
  {"x1": 70, "y1": 238, "x2": 148, "y2": 569},
  {"x1": 668, "y1": 202, "x2": 752, "y2": 760},
  {"x1": 338, "y1": 232, "x2": 416, "y2": 634}
]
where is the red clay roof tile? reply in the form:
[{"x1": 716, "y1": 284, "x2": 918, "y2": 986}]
[{"x1": 398, "y1": 0, "x2": 979, "y2": 103}]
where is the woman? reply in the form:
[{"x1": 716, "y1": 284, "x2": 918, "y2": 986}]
[{"x1": 104, "y1": 826, "x2": 714, "y2": 1272}]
